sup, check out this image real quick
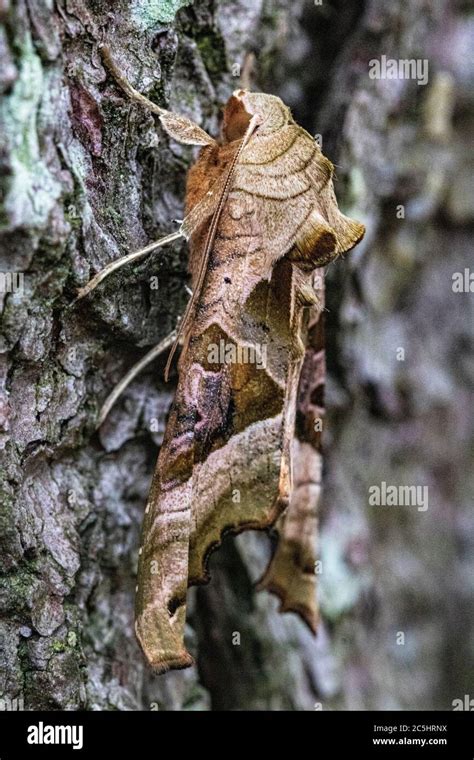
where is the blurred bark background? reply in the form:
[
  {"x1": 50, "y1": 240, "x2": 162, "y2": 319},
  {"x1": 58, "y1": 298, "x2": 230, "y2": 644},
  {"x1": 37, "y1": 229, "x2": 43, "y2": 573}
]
[{"x1": 0, "y1": 0, "x2": 472, "y2": 710}]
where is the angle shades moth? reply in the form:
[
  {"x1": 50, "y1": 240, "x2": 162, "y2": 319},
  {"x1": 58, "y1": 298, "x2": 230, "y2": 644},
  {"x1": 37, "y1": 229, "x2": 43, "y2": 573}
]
[{"x1": 79, "y1": 49, "x2": 365, "y2": 673}]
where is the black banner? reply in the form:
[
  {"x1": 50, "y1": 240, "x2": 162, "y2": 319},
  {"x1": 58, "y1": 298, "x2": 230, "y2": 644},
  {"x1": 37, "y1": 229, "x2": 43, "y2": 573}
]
[{"x1": 0, "y1": 710, "x2": 471, "y2": 757}]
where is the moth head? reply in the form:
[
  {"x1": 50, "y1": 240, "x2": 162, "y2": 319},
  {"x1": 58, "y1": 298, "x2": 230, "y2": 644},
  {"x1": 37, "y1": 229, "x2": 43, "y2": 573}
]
[{"x1": 222, "y1": 89, "x2": 293, "y2": 142}]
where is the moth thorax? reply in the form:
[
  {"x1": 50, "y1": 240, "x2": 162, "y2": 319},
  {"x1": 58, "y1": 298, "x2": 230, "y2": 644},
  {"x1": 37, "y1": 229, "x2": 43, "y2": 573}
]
[{"x1": 222, "y1": 95, "x2": 252, "y2": 142}]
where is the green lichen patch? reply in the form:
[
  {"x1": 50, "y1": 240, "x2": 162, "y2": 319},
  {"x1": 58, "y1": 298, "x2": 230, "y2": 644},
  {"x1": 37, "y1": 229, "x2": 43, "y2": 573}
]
[
  {"x1": 130, "y1": 0, "x2": 193, "y2": 28},
  {"x1": 0, "y1": 34, "x2": 61, "y2": 231},
  {"x1": 195, "y1": 32, "x2": 227, "y2": 77}
]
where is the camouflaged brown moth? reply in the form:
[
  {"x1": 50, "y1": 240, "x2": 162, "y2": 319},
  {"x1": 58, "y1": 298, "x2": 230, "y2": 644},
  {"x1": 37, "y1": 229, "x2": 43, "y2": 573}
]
[{"x1": 77, "y1": 46, "x2": 365, "y2": 673}]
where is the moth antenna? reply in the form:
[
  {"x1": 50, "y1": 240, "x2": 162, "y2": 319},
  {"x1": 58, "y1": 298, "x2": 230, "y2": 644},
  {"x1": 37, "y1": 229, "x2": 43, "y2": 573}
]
[
  {"x1": 74, "y1": 230, "x2": 183, "y2": 303},
  {"x1": 97, "y1": 329, "x2": 178, "y2": 427}
]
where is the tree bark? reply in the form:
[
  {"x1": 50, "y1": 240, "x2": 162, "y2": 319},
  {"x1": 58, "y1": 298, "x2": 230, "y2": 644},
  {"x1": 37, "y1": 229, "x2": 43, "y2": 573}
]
[{"x1": 0, "y1": 0, "x2": 472, "y2": 711}]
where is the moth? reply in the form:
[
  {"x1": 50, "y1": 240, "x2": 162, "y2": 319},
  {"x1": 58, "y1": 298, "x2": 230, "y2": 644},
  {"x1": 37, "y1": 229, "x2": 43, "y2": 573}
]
[{"x1": 77, "y1": 47, "x2": 365, "y2": 673}]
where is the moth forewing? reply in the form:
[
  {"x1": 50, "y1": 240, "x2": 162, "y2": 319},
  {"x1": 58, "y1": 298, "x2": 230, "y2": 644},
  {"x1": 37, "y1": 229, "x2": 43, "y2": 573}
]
[
  {"x1": 164, "y1": 113, "x2": 261, "y2": 380},
  {"x1": 257, "y1": 269, "x2": 326, "y2": 632}
]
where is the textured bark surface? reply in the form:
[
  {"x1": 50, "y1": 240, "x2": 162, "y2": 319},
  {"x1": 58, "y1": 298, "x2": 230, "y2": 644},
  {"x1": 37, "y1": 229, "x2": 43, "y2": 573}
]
[{"x1": 0, "y1": 0, "x2": 472, "y2": 710}]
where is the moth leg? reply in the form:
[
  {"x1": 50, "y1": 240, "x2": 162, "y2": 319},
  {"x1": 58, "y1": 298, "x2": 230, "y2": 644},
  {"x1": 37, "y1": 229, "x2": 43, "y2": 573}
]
[
  {"x1": 97, "y1": 329, "x2": 178, "y2": 428},
  {"x1": 101, "y1": 45, "x2": 165, "y2": 117},
  {"x1": 101, "y1": 45, "x2": 215, "y2": 148},
  {"x1": 74, "y1": 230, "x2": 183, "y2": 302}
]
